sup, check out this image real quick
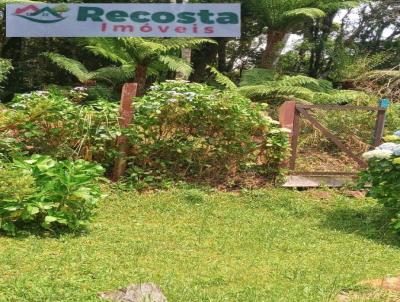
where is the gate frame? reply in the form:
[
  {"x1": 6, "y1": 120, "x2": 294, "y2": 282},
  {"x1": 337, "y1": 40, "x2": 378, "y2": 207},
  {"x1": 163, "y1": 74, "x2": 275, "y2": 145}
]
[{"x1": 279, "y1": 100, "x2": 390, "y2": 175}]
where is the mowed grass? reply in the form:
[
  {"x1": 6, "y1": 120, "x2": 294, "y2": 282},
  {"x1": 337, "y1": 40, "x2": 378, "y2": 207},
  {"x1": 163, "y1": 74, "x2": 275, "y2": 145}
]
[{"x1": 1, "y1": 188, "x2": 400, "y2": 302}]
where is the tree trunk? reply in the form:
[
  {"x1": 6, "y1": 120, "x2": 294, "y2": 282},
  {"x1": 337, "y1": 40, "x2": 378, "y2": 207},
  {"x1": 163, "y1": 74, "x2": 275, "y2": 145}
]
[
  {"x1": 217, "y1": 38, "x2": 228, "y2": 72},
  {"x1": 174, "y1": 0, "x2": 192, "y2": 80},
  {"x1": 260, "y1": 30, "x2": 290, "y2": 69},
  {"x1": 134, "y1": 64, "x2": 148, "y2": 96},
  {"x1": 176, "y1": 48, "x2": 192, "y2": 80}
]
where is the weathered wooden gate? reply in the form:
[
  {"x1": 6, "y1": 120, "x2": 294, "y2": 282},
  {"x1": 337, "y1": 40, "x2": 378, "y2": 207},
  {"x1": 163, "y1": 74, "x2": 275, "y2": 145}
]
[{"x1": 279, "y1": 99, "x2": 390, "y2": 178}]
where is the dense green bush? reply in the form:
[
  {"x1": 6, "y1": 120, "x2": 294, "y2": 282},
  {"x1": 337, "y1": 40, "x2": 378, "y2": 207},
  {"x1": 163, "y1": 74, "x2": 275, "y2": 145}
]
[
  {"x1": 0, "y1": 89, "x2": 120, "y2": 169},
  {"x1": 1, "y1": 83, "x2": 289, "y2": 188},
  {"x1": 0, "y1": 59, "x2": 13, "y2": 96},
  {"x1": 0, "y1": 154, "x2": 104, "y2": 235},
  {"x1": 125, "y1": 81, "x2": 289, "y2": 186},
  {"x1": 359, "y1": 132, "x2": 400, "y2": 234}
]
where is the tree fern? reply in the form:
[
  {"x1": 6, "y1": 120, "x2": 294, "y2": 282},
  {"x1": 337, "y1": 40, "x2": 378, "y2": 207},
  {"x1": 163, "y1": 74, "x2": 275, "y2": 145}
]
[{"x1": 85, "y1": 37, "x2": 212, "y2": 94}]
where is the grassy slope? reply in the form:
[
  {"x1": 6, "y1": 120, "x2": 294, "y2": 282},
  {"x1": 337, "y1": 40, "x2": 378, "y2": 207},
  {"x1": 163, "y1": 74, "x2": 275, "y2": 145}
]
[{"x1": 0, "y1": 188, "x2": 399, "y2": 302}]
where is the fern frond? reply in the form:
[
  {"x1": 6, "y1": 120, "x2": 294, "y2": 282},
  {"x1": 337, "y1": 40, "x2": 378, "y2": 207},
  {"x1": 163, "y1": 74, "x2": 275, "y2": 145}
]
[
  {"x1": 208, "y1": 66, "x2": 237, "y2": 90},
  {"x1": 239, "y1": 84, "x2": 314, "y2": 100},
  {"x1": 92, "y1": 65, "x2": 135, "y2": 84},
  {"x1": 86, "y1": 38, "x2": 133, "y2": 65},
  {"x1": 121, "y1": 38, "x2": 167, "y2": 59},
  {"x1": 43, "y1": 52, "x2": 93, "y2": 83},
  {"x1": 273, "y1": 86, "x2": 315, "y2": 100},
  {"x1": 157, "y1": 38, "x2": 216, "y2": 51},
  {"x1": 315, "y1": 79, "x2": 334, "y2": 92},
  {"x1": 240, "y1": 68, "x2": 276, "y2": 86},
  {"x1": 283, "y1": 8, "x2": 325, "y2": 20},
  {"x1": 158, "y1": 55, "x2": 193, "y2": 77},
  {"x1": 278, "y1": 75, "x2": 320, "y2": 88}
]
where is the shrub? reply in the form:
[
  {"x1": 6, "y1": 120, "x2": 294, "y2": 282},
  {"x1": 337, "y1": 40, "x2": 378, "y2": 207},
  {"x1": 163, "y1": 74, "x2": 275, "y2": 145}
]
[
  {"x1": 359, "y1": 132, "x2": 400, "y2": 234},
  {"x1": 0, "y1": 59, "x2": 13, "y2": 96},
  {"x1": 125, "y1": 81, "x2": 289, "y2": 186},
  {"x1": 0, "y1": 154, "x2": 104, "y2": 235},
  {"x1": 0, "y1": 89, "x2": 120, "y2": 170}
]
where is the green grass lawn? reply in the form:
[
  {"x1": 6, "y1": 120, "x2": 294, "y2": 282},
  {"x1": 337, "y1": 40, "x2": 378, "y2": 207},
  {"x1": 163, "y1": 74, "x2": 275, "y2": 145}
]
[{"x1": 1, "y1": 188, "x2": 400, "y2": 301}]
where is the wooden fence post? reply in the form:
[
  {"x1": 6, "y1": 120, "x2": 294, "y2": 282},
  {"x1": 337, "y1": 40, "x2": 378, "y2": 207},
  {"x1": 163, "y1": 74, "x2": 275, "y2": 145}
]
[
  {"x1": 279, "y1": 100, "x2": 298, "y2": 170},
  {"x1": 111, "y1": 83, "x2": 138, "y2": 182},
  {"x1": 279, "y1": 100, "x2": 296, "y2": 137},
  {"x1": 373, "y1": 99, "x2": 390, "y2": 147}
]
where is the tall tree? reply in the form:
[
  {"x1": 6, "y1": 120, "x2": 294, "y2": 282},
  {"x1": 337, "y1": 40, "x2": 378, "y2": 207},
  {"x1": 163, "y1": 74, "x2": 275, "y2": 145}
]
[{"x1": 246, "y1": 0, "x2": 326, "y2": 69}]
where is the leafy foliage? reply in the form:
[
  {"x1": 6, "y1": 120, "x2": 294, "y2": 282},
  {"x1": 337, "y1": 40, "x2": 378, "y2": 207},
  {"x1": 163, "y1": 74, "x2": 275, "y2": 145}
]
[
  {"x1": 329, "y1": 51, "x2": 391, "y2": 83},
  {"x1": 282, "y1": 7, "x2": 326, "y2": 24},
  {"x1": 0, "y1": 154, "x2": 104, "y2": 235},
  {"x1": 246, "y1": 0, "x2": 326, "y2": 30},
  {"x1": 0, "y1": 59, "x2": 13, "y2": 95},
  {"x1": 355, "y1": 67, "x2": 400, "y2": 103},
  {"x1": 0, "y1": 59, "x2": 12, "y2": 84},
  {"x1": 124, "y1": 81, "x2": 289, "y2": 187},
  {"x1": 0, "y1": 89, "x2": 120, "y2": 169},
  {"x1": 240, "y1": 68, "x2": 275, "y2": 86},
  {"x1": 237, "y1": 68, "x2": 371, "y2": 104},
  {"x1": 359, "y1": 135, "x2": 400, "y2": 234}
]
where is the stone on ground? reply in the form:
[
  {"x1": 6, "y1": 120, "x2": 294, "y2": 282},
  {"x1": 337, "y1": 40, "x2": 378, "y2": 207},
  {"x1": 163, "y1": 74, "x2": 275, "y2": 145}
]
[{"x1": 99, "y1": 283, "x2": 167, "y2": 302}]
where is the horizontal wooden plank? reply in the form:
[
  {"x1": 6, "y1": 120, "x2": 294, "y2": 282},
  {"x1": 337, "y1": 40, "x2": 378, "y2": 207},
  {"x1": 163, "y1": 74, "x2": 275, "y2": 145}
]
[
  {"x1": 283, "y1": 175, "x2": 355, "y2": 188},
  {"x1": 290, "y1": 172, "x2": 359, "y2": 176},
  {"x1": 296, "y1": 104, "x2": 385, "y2": 111}
]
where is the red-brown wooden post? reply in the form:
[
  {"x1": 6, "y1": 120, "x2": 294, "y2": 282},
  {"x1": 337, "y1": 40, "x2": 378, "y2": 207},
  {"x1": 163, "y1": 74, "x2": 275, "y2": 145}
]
[
  {"x1": 289, "y1": 108, "x2": 300, "y2": 171},
  {"x1": 279, "y1": 100, "x2": 296, "y2": 136},
  {"x1": 373, "y1": 99, "x2": 390, "y2": 147},
  {"x1": 279, "y1": 100, "x2": 298, "y2": 170},
  {"x1": 111, "y1": 83, "x2": 138, "y2": 182}
]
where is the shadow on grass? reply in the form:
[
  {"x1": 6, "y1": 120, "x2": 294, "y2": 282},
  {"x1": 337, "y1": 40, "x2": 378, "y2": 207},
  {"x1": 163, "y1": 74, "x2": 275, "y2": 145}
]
[
  {"x1": 321, "y1": 205, "x2": 400, "y2": 247},
  {"x1": 0, "y1": 225, "x2": 89, "y2": 239}
]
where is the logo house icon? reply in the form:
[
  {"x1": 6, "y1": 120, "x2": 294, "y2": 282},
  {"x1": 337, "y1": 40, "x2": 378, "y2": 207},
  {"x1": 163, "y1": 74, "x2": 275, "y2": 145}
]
[{"x1": 14, "y1": 4, "x2": 69, "y2": 23}]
